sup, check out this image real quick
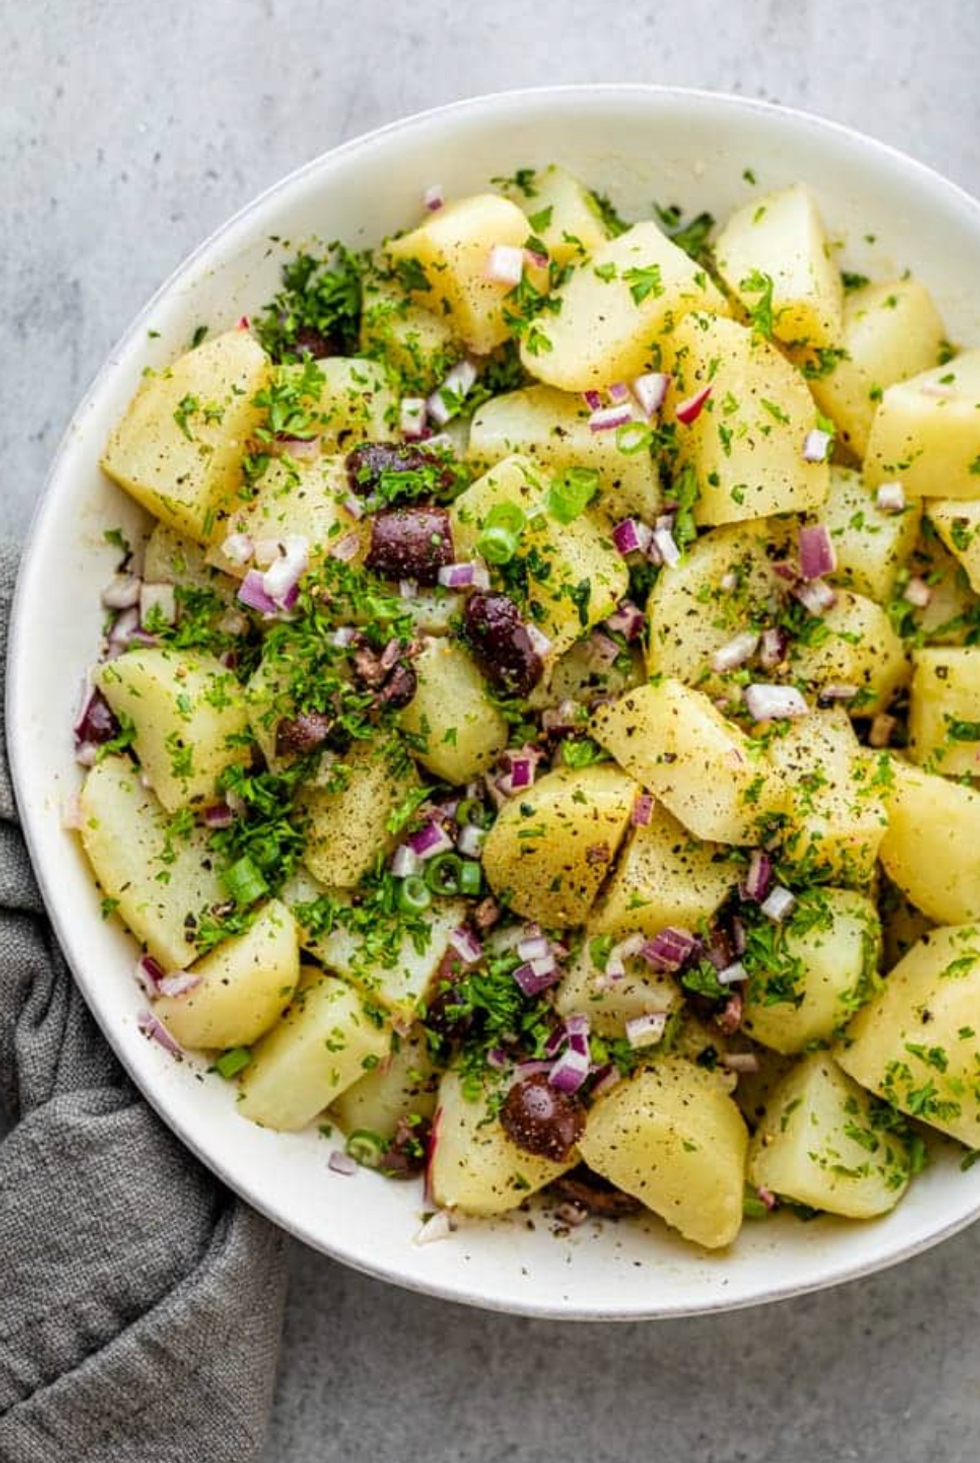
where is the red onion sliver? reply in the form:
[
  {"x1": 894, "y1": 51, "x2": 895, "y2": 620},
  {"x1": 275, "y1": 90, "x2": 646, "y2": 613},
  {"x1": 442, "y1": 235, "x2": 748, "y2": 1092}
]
[
  {"x1": 101, "y1": 573, "x2": 142, "y2": 610},
  {"x1": 582, "y1": 390, "x2": 603, "y2": 411},
  {"x1": 512, "y1": 958, "x2": 560, "y2": 997},
  {"x1": 406, "y1": 821, "x2": 455, "y2": 860},
  {"x1": 710, "y1": 631, "x2": 759, "y2": 674},
  {"x1": 631, "y1": 792, "x2": 655, "y2": 826},
  {"x1": 631, "y1": 372, "x2": 670, "y2": 417},
  {"x1": 642, "y1": 927, "x2": 698, "y2": 972},
  {"x1": 238, "y1": 569, "x2": 280, "y2": 617},
  {"x1": 391, "y1": 844, "x2": 423, "y2": 879},
  {"x1": 675, "y1": 384, "x2": 712, "y2": 425},
  {"x1": 137, "y1": 1010, "x2": 181, "y2": 1056},
  {"x1": 798, "y1": 525, "x2": 837, "y2": 581},
  {"x1": 427, "y1": 359, "x2": 478, "y2": 425},
  {"x1": 794, "y1": 578, "x2": 837, "y2": 615},
  {"x1": 612, "y1": 518, "x2": 653, "y2": 557},
  {"x1": 717, "y1": 961, "x2": 747, "y2": 986},
  {"x1": 448, "y1": 926, "x2": 483, "y2": 965},
  {"x1": 438, "y1": 561, "x2": 477, "y2": 589},
  {"x1": 905, "y1": 576, "x2": 932, "y2": 608},
  {"x1": 744, "y1": 683, "x2": 809, "y2": 721},
  {"x1": 802, "y1": 428, "x2": 832, "y2": 463},
  {"x1": 759, "y1": 627, "x2": 790, "y2": 669},
  {"x1": 329, "y1": 532, "x2": 361, "y2": 564},
  {"x1": 625, "y1": 1011, "x2": 668, "y2": 1049},
  {"x1": 607, "y1": 381, "x2": 632, "y2": 405},
  {"x1": 651, "y1": 525, "x2": 681, "y2": 568},
  {"x1": 415, "y1": 1209, "x2": 456, "y2": 1245},
  {"x1": 605, "y1": 599, "x2": 645, "y2": 641},
  {"x1": 743, "y1": 849, "x2": 773, "y2": 902},
  {"x1": 157, "y1": 971, "x2": 201, "y2": 999},
  {"x1": 328, "y1": 1150, "x2": 358, "y2": 1176},
  {"x1": 548, "y1": 1045, "x2": 591, "y2": 1095},
  {"x1": 589, "y1": 404, "x2": 633, "y2": 433},
  {"x1": 456, "y1": 824, "x2": 486, "y2": 858},
  {"x1": 485, "y1": 243, "x2": 524, "y2": 285},
  {"x1": 424, "y1": 183, "x2": 444, "y2": 212},
  {"x1": 135, "y1": 955, "x2": 165, "y2": 993},
  {"x1": 876, "y1": 481, "x2": 905, "y2": 514},
  {"x1": 760, "y1": 885, "x2": 796, "y2": 922}
]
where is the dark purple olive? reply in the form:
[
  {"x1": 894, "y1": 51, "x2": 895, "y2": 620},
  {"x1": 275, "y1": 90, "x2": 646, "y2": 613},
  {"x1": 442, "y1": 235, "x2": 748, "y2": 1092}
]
[
  {"x1": 346, "y1": 442, "x2": 458, "y2": 499},
  {"x1": 463, "y1": 592, "x2": 543, "y2": 698},
  {"x1": 351, "y1": 644, "x2": 388, "y2": 688},
  {"x1": 715, "y1": 989, "x2": 744, "y2": 1035},
  {"x1": 366, "y1": 506, "x2": 453, "y2": 586},
  {"x1": 424, "y1": 951, "x2": 473, "y2": 1038},
  {"x1": 500, "y1": 1072, "x2": 585, "y2": 1162},
  {"x1": 379, "y1": 663, "x2": 417, "y2": 709},
  {"x1": 379, "y1": 1116, "x2": 431, "y2": 1179},
  {"x1": 275, "y1": 710, "x2": 333, "y2": 759},
  {"x1": 551, "y1": 1168, "x2": 642, "y2": 1218},
  {"x1": 75, "y1": 688, "x2": 120, "y2": 746}
]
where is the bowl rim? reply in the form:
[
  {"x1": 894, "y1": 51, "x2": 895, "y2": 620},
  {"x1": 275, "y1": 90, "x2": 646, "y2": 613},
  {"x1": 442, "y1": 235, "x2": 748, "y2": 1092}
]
[{"x1": 9, "y1": 82, "x2": 980, "y2": 1320}]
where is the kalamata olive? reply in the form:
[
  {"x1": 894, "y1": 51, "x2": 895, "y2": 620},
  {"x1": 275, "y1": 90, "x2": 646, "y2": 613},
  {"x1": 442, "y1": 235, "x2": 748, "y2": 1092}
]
[
  {"x1": 473, "y1": 896, "x2": 501, "y2": 930},
  {"x1": 379, "y1": 1116, "x2": 431, "y2": 1179},
  {"x1": 424, "y1": 950, "x2": 473, "y2": 1038},
  {"x1": 351, "y1": 645, "x2": 388, "y2": 688},
  {"x1": 275, "y1": 710, "x2": 333, "y2": 759},
  {"x1": 463, "y1": 592, "x2": 543, "y2": 698},
  {"x1": 346, "y1": 442, "x2": 458, "y2": 500},
  {"x1": 75, "y1": 688, "x2": 120, "y2": 747},
  {"x1": 500, "y1": 1072, "x2": 585, "y2": 1162},
  {"x1": 715, "y1": 989, "x2": 744, "y2": 1035},
  {"x1": 366, "y1": 506, "x2": 454, "y2": 586},
  {"x1": 550, "y1": 1167, "x2": 641, "y2": 1218},
  {"x1": 379, "y1": 663, "x2": 417, "y2": 709}
]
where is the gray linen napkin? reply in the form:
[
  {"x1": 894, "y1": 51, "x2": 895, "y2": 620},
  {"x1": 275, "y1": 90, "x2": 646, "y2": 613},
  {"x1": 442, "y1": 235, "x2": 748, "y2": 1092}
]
[{"x1": 0, "y1": 539, "x2": 288, "y2": 1462}]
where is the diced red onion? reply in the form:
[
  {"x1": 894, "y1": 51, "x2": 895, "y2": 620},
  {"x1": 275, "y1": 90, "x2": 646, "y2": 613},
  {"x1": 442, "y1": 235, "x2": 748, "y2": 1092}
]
[
  {"x1": 717, "y1": 961, "x2": 747, "y2": 986},
  {"x1": 744, "y1": 683, "x2": 809, "y2": 721},
  {"x1": 486, "y1": 1046, "x2": 510, "y2": 1070},
  {"x1": 757, "y1": 1185, "x2": 777, "y2": 1210},
  {"x1": 818, "y1": 682, "x2": 859, "y2": 703},
  {"x1": 548, "y1": 1044, "x2": 591, "y2": 1095},
  {"x1": 675, "y1": 384, "x2": 712, "y2": 425},
  {"x1": 328, "y1": 1150, "x2": 358, "y2": 1176},
  {"x1": 220, "y1": 533, "x2": 254, "y2": 570},
  {"x1": 340, "y1": 494, "x2": 365, "y2": 522},
  {"x1": 75, "y1": 741, "x2": 98, "y2": 767},
  {"x1": 329, "y1": 626, "x2": 358, "y2": 649},
  {"x1": 406, "y1": 820, "x2": 455, "y2": 860},
  {"x1": 631, "y1": 792, "x2": 655, "y2": 827},
  {"x1": 328, "y1": 531, "x2": 361, "y2": 563},
  {"x1": 759, "y1": 627, "x2": 789, "y2": 669},
  {"x1": 710, "y1": 631, "x2": 759, "y2": 674},
  {"x1": 582, "y1": 390, "x2": 603, "y2": 411},
  {"x1": 731, "y1": 916, "x2": 747, "y2": 957},
  {"x1": 485, "y1": 243, "x2": 524, "y2": 285},
  {"x1": 204, "y1": 802, "x2": 235, "y2": 829},
  {"x1": 438, "y1": 561, "x2": 479, "y2": 589},
  {"x1": 651, "y1": 525, "x2": 681, "y2": 568},
  {"x1": 605, "y1": 600, "x2": 645, "y2": 641},
  {"x1": 101, "y1": 573, "x2": 142, "y2": 610},
  {"x1": 390, "y1": 843, "x2": 423, "y2": 879},
  {"x1": 236, "y1": 314, "x2": 251, "y2": 331},
  {"x1": 512, "y1": 957, "x2": 560, "y2": 996},
  {"x1": 238, "y1": 569, "x2": 280, "y2": 616},
  {"x1": 591, "y1": 1065, "x2": 623, "y2": 1099},
  {"x1": 641, "y1": 927, "x2": 698, "y2": 972},
  {"x1": 631, "y1": 372, "x2": 670, "y2": 417},
  {"x1": 449, "y1": 926, "x2": 484, "y2": 965},
  {"x1": 564, "y1": 1012, "x2": 590, "y2": 1042},
  {"x1": 137, "y1": 1010, "x2": 181, "y2": 1056},
  {"x1": 799, "y1": 525, "x2": 837, "y2": 581},
  {"x1": 524, "y1": 246, "x2": 549, "y2": 269},
  {"x1": 869, "y1": 713, "x2": 897, "y2": 748},
  {"x1": 723, "y1": 1051, "x2": 760, "y2": 1074},
  {"x1": 157, "y1": 970, "x2": 201, "y2": 999},
  {"x1": 423, "y1": 183, "x2": 444, "y2": 212},
  {"x1": 427, "y1": 359, "x2": 479, "y2": 426},
  {"x1": 876, "y1": 481, "x2": 905, "y2": 514},
  {"x1": 589, "y1": 404, "x2": 634, "y2": 433},
  {"x1": 517, "y1": 934, "x2": 552, "y2": 962},
  {"x1": 743, "y1": 849, "x2": 773, "y2": 902},
  {"x1": 135, "y1": 955, "x2": 165, "y2": 993},
  {"x1": 625, "y1": 1011, "x2": 668, "y2": 1049},
  {"x1": 905, "y1": 576, "x2": 932, "y2": 608},
  {"x1": 794, "y1": 578, "x2": 838, "y2": 615},
  {"x1": 760, "y1": 885, "x2": 796, "y2": 922},
  {"x1": 400, "y1": 396, "x2": 428, "y2": 439},
  {"x1": 274, "y1": 435, "x2": 321, "y2": 460},
  {"x1": 139, "y1": 582, "x2": 176, "y2": 627},
  {"x1": 252, "y1": 537, "x2": 280, "y2": 569},
  {"x1": 513, "y1": 1059, "x2": 554, "y2": 1083},
  {"x1": 607, "y1": 381, "x2": 632, "y2": 405},
  {"x1": 588, "y1": 630, "x2": 621, "y2": 669},
  {"x1": 456, "y1": 824, "x2": 486, "y2": 858},
  {"x1": 802, "y1": 428, "x2": 832, "y2": 463},
  {"x1": 415, "y1": 1209, "x2": 456, "y2": 1245},
  {"x1": 263, "y1": 535, "x2": 309, "y2": 604},
  {"x1": 524, "y1": 623, "x2": 553, "y2": 659},
  {"x1": 541, "y1": 698, "x2": 580, "y2": 733},
  {"x1": 612, "y1": 518, "x2": 653, "y2": 557}
]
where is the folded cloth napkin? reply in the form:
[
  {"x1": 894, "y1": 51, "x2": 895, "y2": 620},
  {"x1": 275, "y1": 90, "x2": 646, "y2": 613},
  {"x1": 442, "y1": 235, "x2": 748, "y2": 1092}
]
[{"x1": 0, "y1": 540, "x2": 288, "y2": 1462}]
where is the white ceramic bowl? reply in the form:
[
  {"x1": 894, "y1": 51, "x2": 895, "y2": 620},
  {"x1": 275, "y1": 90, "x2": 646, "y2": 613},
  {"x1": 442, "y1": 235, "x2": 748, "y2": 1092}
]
[{"x1": 10, "y1": 85, "x2": 980, "y2": 1319}]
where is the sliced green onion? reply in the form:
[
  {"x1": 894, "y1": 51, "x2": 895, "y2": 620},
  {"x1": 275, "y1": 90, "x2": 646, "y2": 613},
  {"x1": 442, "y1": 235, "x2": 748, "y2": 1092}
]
[
  {"x1": 546, "y1": 466, "x2": 600, "y2": 522},
  {"x1": 615, "y1": 421, "x2": 652, "y2": 456},
  {"x1": 424, "y1": 851, "x2": 463, "y2": 895},
  {"x1": 477, "y1": 524, "x2": 520, "y2": 564},
  {"x1": 458, "y1": 859, "x2": 483, "y2": 896},
  {"x1": 456, "y1": 797, "x2": 489, "y2": 829},
  {"x1": 398, "y1": 875, "x2": 432, "y2": 913},
  {"x1": 215, "y1": 1046, "x2": 252, "y2": 1079},
  {"x1": 222, "y1": 854, "x2": 269, "y2": 906},
  {"x1": 345, "y1": 1129, "x2": 388, "y2": 1168}
]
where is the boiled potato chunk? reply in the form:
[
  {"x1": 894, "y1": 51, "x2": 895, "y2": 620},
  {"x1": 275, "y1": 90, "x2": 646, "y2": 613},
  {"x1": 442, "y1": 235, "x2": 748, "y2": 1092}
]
[
  {"x1": 101, "y1": 328, "x2": 269, "y2": 543},
  {"x1": 429, "y1": 1069, "x2": 575, "y2": 1215},
  {"x1": 308, "y1": 357, "x2": 397, "y2": 448},
  {"x1": 578, "y1": 1059, "x2": 748, "y2": 1249},
  {"x1": 302, "y1": 741, "x2": 418, "y2": 889},
  {"x1": 808, "y1": 278, "x2": 946, "y2": 459},
  {"x1": 331, "y1": 1027, "x2": 439, "y2": 1141},
  {"x1": 909, "y1": 647, "x2": 980, "y2": 775},
  {"x1": 663, "y1": 313, "x2": 829, "y2": 525},
  {"x1": 211, "y1": 455, "x2": 366, "y2": 578},
  {"x1": 482, "y1": 763, "x2": 636, "y2": 926},
  {"x1": 398, "y1": 639, "x2": 508, "y2": 783},
  {"x1": 715, "y1": 183, "x2": 843, "y2": 349},
  {"x1": 79, "y1": 756, "x2": 226, "y2": 968},
  {"x1": 766, "y1": 709, "x2": 888, "y2": 885},
  {"x1": 928, "y1": 500, "x2": 980, "y2": 593},
  {"x1": 522, "y1": 220, "x2": 728, "y2": 391},
  {"x1": 816, "y1": 466, "x2": 921, "y2": 603},
  {"x1": 742, "y1": 888, "x2": 880, "y2": 1053},
  {"x1": 789, "y1": 590, "x2": 908, "y2": 714},
  {"x1": 143, "y1": 523, "x2": 236, "y2": 600},
  {"x1": 505, "y1": 164, "x2": 610, "y2": 267},
  {"x1": 644, "y1": 520, "x2": 784, "y2": 691},
  {"x1": 591, "y1": 679, "x2": 786, "y2": 845},
  {"x1": 238, "y1": 969, "x2": 390, "y2": 1131},
  {"x1": 879, "y1": 760, "x2": 980, "y2": 923},
  {"x1": 899, "y1": 530, "x2": 979, "y2": 646},
  {"x1": 554, "y1": 938, "x2": 681, "y2": 1037},
  {"x1": 450, "y1": 454, "x2": 628, "y2": 656},
  {"x1": 95, "y1": 647, "x2": 249, "y2": 813},
  {"x1": 155, "y1": 899, "x2": 298, "y2": 1049},
  {"x1": 838, "y1": 924, "x2": 980, "y2": 1147},
  {"x1": 588, "y1": 802, "x2": 737, "y2": 939},
  {"x1": 468, "y1": 384, "x2": 662, "y2": 522},
  {"x1": 386, "y1": 193, "x2": 538, "y2": 355},
  {"x1": 865, "y1": 349, "x2": 980, "y2": 498},
  {"x1": 749, "y1": 1055, "x2": 910, "y2": 1217},
  {"x1": 359, "y1": 268, "x2": 461, "y2": 394},
  {"x1": 881, "y1": 882, "x2": 935, "y2": 970}
]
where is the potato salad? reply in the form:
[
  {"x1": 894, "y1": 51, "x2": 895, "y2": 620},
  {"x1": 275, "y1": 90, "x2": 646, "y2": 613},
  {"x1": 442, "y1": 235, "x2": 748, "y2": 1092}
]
[{"x1": 74, "y1": 163, "x2": 980, "y2": 1251}]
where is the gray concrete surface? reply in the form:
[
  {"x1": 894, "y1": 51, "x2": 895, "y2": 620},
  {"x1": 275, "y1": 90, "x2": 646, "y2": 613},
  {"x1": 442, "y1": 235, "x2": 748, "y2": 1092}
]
[{"x1": 4, "y1": 2, "x2": 980, "y2": 1459}]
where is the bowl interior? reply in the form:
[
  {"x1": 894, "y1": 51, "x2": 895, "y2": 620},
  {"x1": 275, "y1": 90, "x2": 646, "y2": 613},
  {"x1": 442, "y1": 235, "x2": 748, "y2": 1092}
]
[{"x1": 10, "y1": 85, "x2": 980, "y2": 1318}]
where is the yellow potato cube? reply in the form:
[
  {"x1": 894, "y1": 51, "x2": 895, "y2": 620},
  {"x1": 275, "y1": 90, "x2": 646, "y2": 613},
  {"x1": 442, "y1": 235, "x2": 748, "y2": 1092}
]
[
  {"x1": 865, "y1": 348, "x2": 980, "y2": 498},
  {"x1": 908, "y1": 647, "x2": 980, "y2": 776}
]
